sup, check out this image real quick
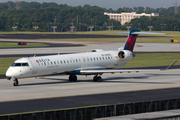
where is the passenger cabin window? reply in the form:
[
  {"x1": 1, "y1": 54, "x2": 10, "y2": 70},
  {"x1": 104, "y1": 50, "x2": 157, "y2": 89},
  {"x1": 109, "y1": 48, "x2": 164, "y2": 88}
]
[{"x1": 11, "y1": 63, "x2": 29, "y2": 67}]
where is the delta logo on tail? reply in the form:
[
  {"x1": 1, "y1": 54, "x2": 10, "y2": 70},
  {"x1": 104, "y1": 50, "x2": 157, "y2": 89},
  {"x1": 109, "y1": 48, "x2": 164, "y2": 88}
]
[{"x1": 123, "y1": 29, "x2": 140, "y2": 52}]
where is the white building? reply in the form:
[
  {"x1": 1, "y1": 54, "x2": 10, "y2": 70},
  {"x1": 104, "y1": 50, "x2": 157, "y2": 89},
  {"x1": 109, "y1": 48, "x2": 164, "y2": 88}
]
[{"x1": 104, "y1": 12, "x2": 159, "y2": 25}]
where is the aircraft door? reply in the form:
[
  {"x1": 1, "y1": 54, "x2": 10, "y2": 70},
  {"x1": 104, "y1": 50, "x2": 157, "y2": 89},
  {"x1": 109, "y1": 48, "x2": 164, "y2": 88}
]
[{"x1": 29, "y1": 58, "x2": 38, "y2": 74}]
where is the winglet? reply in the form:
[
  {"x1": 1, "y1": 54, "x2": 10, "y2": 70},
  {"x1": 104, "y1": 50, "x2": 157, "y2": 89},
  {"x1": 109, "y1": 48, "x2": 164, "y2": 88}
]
[{"x1": 161, "y1": 60, "x2": 177, "y2": 71}]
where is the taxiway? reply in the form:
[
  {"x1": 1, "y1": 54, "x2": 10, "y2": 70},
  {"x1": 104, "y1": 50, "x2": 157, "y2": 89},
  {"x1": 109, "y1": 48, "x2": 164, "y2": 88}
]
[
  {"x1": 0, "y1": 39, "x2": 180, "y2": 115},
  {"x1": 0, "y1": 69, "x2": 180, "y2": 102}
]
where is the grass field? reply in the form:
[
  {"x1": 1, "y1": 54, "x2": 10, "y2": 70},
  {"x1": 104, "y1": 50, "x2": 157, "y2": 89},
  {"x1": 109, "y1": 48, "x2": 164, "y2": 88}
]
[
  {"x1": 0, "y1": 42, "x2": 48, "y2": 48},
  {"x1": 0, "y1": 30, "x2": 179, "y2": 43},
  {"x1": 122, "y1": 53, "x2": 180, "y2": 68},
  {"x1": 0, "y1": 53, "x2": 179, "y2": 75}
]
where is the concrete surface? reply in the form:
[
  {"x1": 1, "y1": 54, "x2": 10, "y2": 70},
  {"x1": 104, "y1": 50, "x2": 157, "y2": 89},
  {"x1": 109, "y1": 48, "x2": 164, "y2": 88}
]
[
  {"x1": 0, "y1": 39, "x2": 180, "y2": 55},
  {"x1": 0, "y1": 69, "x2": 179, "y2": 102}
]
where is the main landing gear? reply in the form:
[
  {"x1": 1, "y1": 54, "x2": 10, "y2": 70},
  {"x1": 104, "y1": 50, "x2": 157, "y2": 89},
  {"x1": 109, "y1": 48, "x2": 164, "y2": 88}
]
[
  {"x1": 68, "y1": 74, "x2": 102, "y2": 82},
  {"x1": 93, "y1": 75, "x2": 102, "y2": 82},
  {"x1": 69, "y1": 74, "x2": 77, "y2": 82}
]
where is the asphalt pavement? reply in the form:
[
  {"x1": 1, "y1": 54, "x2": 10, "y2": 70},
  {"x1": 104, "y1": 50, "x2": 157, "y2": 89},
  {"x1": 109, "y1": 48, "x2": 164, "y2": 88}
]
[{"x1": 1, "y1": 87, "x2": 180, "y2": 115}]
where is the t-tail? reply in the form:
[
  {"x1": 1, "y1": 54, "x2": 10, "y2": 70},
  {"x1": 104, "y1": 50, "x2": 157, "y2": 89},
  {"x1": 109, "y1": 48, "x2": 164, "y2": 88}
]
[
  {"x1": 123, "y1": 29, "x2": 140, "y2": 52},
  {"x1": 117, "y1": 29, "x2": 166, "y2": 52}
]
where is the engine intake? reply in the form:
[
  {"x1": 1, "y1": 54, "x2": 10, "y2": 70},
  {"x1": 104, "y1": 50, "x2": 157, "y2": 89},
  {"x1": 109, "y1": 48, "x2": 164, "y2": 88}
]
[
  {"x1": 118, "y1": 51, "x2": 125, "y2": 59},
  {"x1": 118, "y1": 50, "x2": 135, "y2": 60}
]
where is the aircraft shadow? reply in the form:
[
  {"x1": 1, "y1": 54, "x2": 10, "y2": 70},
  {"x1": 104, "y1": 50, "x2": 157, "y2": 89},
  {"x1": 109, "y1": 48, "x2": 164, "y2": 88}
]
[
  {"x1": 19, "y1": 78, "x2": 69, "y2": 86},
  {"x1": 19, "y1": 73, "x2": 175, "y2": 86}
]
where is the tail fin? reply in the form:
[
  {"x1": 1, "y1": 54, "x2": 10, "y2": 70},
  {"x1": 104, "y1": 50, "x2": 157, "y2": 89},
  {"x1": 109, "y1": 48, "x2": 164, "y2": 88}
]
[
  {"x1": 123, "y1": 29, "x2": 140, "y2": 52},
  {"x1": 117, "y1": 29, "x2": 166, "y2": 52}
]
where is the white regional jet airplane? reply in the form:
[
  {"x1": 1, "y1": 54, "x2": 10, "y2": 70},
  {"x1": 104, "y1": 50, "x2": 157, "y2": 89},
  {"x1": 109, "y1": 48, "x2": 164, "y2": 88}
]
[{"x1": 6, "y1": 29, "x2": 175, "y2": 86}]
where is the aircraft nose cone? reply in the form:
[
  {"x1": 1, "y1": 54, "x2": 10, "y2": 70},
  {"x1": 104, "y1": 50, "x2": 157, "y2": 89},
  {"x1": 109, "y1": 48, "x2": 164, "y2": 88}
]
[{"x1": 6, "y1": 69, "x2": 12, "y2": 77}]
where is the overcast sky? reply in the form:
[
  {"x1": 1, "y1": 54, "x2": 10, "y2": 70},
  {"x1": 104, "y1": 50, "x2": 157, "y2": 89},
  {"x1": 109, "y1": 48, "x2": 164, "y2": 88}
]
[{"x1": 1, "y1": 0, "x2": 180, "y2": 10}]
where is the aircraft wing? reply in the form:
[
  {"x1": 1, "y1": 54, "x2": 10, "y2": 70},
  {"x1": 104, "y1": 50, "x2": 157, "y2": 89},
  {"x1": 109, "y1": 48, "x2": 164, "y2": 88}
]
[
  {"x1": 80, "y1": 69, "x2": 160, "y2": 74},
  {"x1": 80, "y1": 60, "x2": 177, "y2": 74}
]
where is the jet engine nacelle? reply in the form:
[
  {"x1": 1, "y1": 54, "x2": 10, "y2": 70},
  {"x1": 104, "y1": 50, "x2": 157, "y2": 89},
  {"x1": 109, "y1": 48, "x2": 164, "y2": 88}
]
[
  {"x1": 118, "y1": 50, "x2": 135, "y2": 60},
  {"x1": 92, "y1": 49, "x2": 104, "y2": 52}
]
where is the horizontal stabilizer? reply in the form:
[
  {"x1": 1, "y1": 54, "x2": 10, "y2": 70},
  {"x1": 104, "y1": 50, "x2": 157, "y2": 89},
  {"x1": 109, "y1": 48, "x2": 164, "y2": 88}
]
[
  {"x1": 117, "y1": 31, "x2": 166, "y2": 35},
  {"x1": 132, "y1": 32, "x2": 166, "y2": 35}
]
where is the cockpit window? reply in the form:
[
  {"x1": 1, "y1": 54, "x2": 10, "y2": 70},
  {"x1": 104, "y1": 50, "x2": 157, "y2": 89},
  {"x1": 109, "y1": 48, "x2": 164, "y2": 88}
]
[
  {"x1": 14, "y1": 63, "x2": 21, "y2": 66},
  {"x1": 11, "y1": 63, "x2": 29, "y2": 67},
  {"x1": 11, "y1": 63, "x2": 15, "y2": 66},
  {"x1": 22, "y1": 63, "x2": 29, "y2": 66}
]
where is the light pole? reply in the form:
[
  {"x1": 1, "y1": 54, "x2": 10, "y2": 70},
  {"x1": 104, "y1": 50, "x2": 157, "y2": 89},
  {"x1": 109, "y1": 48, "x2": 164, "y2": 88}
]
[
  {"x1": 161, "y1": 24, "x2": 166, "y2": 31},
  {"x1": 12, "y1": 18, "x2": 17, "y2": 31},
  {"x1": 79, "y1": 23, "x2": 81, "y2": 32},
  {"x1": 50, "y1": 23, "x2": 52, "y2": 32},
  {"x1": 148, "y1": 19, "x2": 153, "y2": 31}
]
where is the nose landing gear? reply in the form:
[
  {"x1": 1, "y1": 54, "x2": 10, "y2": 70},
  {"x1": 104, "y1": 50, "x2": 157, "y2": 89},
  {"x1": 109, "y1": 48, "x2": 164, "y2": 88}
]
[{"x1": 12, "y1": 77, "x2": 19, "y2": 86}]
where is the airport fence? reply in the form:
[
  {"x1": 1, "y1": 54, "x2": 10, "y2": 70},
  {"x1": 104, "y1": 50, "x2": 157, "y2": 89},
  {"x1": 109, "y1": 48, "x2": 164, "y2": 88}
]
[{"x1": 0, "y1": 98, "x2": 180, "y2": 120}]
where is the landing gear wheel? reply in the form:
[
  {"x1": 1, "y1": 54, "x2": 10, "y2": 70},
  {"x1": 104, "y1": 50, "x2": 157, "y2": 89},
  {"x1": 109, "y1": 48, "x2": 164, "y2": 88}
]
[
  {"x1": 93, "y1": 76, "x2": 98, "y2": 82},
  {"x1": 97, "y1": 76, "x2": 102, "y2": 82},
  {"x1": 93, "y1": 76, "x2": 102, "y2": 82},
  {"x1": 69, "y1": 75, "x2": 77, "y2": 82},
  {"x1": 13, "y1": 79, "x2": 19, "y2": 86}
]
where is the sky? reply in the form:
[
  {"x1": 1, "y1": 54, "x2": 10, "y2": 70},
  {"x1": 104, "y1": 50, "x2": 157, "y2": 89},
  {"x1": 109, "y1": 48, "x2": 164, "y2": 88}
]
[{"x1": 1, "y1": 0, "x2": 180, "y2": 10}]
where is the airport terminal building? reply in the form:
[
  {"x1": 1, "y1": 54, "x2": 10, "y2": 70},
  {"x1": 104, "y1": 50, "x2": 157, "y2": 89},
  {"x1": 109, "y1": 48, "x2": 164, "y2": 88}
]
[{"x1": 104, "y1": 12, "x2": 159, "y2": 25}]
